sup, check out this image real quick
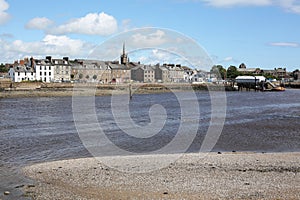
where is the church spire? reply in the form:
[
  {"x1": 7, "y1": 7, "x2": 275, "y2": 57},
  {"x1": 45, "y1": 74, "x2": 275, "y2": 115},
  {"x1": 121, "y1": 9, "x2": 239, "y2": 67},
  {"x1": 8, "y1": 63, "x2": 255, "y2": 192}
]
[
  {"x1": 123, "y1": 42, "x2": 126, "y2": 55},
  {"x1": 121, "y1": 42, "x2": 128, "y2": 65}
]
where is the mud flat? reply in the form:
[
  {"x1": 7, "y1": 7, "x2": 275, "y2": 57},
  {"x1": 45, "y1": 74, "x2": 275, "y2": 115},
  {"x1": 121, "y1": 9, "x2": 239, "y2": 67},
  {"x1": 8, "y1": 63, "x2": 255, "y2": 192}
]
[
  {"x1": 22, "y1": 152, "x2": 300, "y2": 200},
  {"x1": 0, "y1": 82, "x2": 234, "y2": 98}
]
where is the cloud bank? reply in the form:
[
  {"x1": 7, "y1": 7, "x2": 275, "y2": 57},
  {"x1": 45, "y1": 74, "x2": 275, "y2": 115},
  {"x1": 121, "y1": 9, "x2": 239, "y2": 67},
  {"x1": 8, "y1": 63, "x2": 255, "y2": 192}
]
[{"x1": 0, "y1": 35, "x2": 94, "y2": 62}]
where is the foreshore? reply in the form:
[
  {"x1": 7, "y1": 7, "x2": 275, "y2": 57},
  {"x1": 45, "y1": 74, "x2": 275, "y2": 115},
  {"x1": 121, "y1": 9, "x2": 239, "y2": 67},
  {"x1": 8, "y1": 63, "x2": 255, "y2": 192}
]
[
  {"x1": 1, "y1": 80, "x2": 300, "y2": 98},
  {"x1": 0, "y1": 82, "x2": 234, "y2": 98},
  {"x1": 21, "y1": 152, "x2": 300, "y2": 200}
]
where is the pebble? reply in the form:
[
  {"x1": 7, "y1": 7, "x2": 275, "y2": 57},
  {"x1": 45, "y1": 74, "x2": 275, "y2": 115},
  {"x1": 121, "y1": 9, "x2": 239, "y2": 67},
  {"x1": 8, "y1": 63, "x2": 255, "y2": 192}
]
[
  {"x1": 4, "y1": 191, "x2": 10, "y2": 195},
  {"x1": 28, "y1": 184, "x2": 35, "y2": 188}
]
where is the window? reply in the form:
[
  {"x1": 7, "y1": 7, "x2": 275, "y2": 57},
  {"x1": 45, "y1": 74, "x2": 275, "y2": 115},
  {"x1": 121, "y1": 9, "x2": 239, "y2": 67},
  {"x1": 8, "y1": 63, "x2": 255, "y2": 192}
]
[
  {"x1": 44, "y1": 72, "x2": 47, "y2": 76},
  {"x1": 49, "y1": 72, "x2": 51, "y2": 76},
  {"x1": 40, "y1": 66, "x2": 42, "y2": 70},
  {"x1": 44, "y1": 66, "x2": 47, "y2": 70},
  {"x1": 31, "y1": 72, "x2": 33, "y2": 76},
  {"x1": 40, "y1": 72, "x2": 42, "y2": 76},
  {"x1": 18, "y1": 72, "x2": 20, "y2": 76},
  {"x1": 66, "y1": 71, "x2": 69, "y2": 75}
]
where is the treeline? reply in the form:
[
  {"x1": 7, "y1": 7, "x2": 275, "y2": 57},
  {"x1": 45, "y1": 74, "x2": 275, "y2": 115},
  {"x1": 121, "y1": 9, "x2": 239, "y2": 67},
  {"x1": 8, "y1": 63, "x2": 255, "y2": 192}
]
[{"x1": 210, "y1": 63, "x2": 299, "y2": 81}]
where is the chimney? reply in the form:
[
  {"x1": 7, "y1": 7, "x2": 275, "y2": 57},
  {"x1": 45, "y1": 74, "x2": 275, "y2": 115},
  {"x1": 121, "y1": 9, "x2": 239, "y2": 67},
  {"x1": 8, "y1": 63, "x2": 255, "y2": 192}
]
[
  {"x1": 46, "y1": 56, "x2": 52, "y2": 62},
  {"x1": 63, "y1": 57, "x2": 69, "y2": 62},
  {"x1": 30, "y1": 57, "x2": 35, "y2": 69}
]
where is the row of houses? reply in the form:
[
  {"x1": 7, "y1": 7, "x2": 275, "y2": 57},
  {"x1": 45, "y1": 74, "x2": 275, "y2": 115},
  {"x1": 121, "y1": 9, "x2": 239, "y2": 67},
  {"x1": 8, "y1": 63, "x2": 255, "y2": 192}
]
[
  {"x1": 8, "y1": 56, "x2": 71, "y2": 83},
  {"x1": 8, "y1": 44, "x2": 217, "y2": 84},
  {"x1": 237, "y1": 65, "x2": 288, "y2": 80},
  {"x1": 8, "y1": 57, "x2": 215, "y2": 84},
  {"x1": 71, "y1": 60, "x2": 214, "y2": 84}
]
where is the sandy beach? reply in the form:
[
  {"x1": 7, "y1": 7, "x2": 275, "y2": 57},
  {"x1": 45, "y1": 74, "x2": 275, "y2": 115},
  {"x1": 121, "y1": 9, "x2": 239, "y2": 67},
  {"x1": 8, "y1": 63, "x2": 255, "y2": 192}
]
[{"x1": 21, "y1": 152, "x2": 300, "y2": 200}]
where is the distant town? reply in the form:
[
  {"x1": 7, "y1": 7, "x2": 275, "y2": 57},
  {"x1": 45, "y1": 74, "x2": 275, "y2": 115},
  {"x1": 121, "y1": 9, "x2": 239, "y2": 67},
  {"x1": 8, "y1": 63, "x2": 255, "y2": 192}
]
[{"x1": 0, "y1": 44, "x2": 299, "y2": 84}]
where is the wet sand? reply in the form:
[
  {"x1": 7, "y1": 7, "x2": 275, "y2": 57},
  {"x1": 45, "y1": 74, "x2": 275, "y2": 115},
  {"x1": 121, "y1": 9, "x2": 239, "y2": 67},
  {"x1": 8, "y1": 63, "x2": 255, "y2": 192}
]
[
  {"x1": 0, "y1": 83, "x2": 228, "y2": 98},
  {"x1": 21, "y1": 152, "x2": 300, "y2": 200}
]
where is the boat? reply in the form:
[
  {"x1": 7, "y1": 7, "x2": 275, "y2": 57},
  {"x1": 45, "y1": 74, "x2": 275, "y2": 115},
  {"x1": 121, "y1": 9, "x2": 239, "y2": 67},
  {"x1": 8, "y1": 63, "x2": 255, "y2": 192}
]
[{"x1": 235, "y1": 76, "x2": 285, "y2": 92}]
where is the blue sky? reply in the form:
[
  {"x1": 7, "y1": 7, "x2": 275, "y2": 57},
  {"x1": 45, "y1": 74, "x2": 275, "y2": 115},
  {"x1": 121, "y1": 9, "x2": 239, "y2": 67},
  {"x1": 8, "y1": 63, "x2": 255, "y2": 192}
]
[{"x1": 0, "y1": 0, "x2": 300, "y2": 71}]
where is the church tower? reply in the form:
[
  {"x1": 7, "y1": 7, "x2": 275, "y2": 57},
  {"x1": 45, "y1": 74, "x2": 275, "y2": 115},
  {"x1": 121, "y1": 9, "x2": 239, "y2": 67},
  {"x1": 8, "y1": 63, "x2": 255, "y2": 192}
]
[{"x1": 120, "y1": 43, "x2": 129, "y2": 65}]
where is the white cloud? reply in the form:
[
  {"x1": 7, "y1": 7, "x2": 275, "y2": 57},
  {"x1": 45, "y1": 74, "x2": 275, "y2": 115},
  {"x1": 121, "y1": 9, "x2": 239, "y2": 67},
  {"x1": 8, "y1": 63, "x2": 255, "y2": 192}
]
[
  {"x1": 50, "y1": 12, "x2": 118, "y2": 36},
  {"x1": 201, "y1": 0, "x2": 272, "y2": 7},
  {"x1": 278, "y1": 0, "x2": 300, "y2": 14},
  {"x1": 0, "y1": 0, "x2": 10, "y2": 25},
  {"x1": 199, "y1": 0, "x2": 300, "y2": 14},
  {"x1": 130, "y1": 49, "x2": 191, "y2": 66},
  {"x1": 224, "y1": 57, "x2": 234, "y2": 62},
  {"x1": 131, "y1": 30, "x2": 168, "y2": 47},
  {"x1": 269, "y1": 42, "x2": 300, "y2": 47},
  {"x1": 25, "y1": 17, "x2": 54, "y2": 30},
  {"x1": 0, "y1": 35, "x2": 94, "y2": 62},
  {"x1": 121, "y1": 19, "x2": 132, "y2": 31}
]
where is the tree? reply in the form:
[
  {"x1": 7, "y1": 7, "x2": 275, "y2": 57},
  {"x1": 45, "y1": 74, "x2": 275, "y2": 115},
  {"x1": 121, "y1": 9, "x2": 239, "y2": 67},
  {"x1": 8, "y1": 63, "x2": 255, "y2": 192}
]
[
  {"x1": 292, "y1": 69, "x2": 299, "y2": 80},
  {"x1": 210, "y1": 65, "x2": 226, "y2": 80},
  {"x1": 239, "y1": 63, "x2": 246, "y2": 69},
  {"x1": 0, "y1": 63, "x2": 7, "y2": 73},
  {"x1": 227, "y1": 65, "x2": 240, "y2": 79},
  {"x1": 79, "y1": 74, "x2": 83, "y2": 79},
  {"x1": 93, "y1": 75, "x2": 97, "y2": 80},
  {"x1": 70, "y1": 74, "x2": 75, "y2": 79},
  {"x1": 85, "y1": 75, "x2": 90, "y2": 79}
]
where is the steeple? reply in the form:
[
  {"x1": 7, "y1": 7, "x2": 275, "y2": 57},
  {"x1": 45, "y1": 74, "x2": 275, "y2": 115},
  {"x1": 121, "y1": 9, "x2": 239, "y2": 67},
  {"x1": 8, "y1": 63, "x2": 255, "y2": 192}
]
[
  {"x1": 121, "y1": 42, "x2": 128, "y2": 65},
  {"x1": 123, "y1": 42, "x2": 126, "y2": 55}
]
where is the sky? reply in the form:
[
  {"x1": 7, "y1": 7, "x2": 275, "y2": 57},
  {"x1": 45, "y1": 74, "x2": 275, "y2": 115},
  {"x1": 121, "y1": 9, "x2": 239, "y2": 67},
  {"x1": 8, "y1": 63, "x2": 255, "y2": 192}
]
[{"x1": 0, "y1": 0, "x2": 300, "y2": 71}]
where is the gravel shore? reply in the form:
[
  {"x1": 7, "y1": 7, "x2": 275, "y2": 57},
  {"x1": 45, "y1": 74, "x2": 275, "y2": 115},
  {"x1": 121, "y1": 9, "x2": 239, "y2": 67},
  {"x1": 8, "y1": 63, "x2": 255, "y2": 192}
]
[{"x1": 22, "y1": 152, "x2": 300, "y2": 200}]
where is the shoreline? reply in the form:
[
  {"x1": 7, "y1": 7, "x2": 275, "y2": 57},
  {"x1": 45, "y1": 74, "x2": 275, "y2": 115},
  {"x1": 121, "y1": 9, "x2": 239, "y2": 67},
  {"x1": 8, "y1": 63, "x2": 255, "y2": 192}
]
[
  {"x1": 0, "y1": 82, "x2": 233, "y2": 98},
  {"x1": 20, "y1": 152, "x2": 300, "y2": 199}
]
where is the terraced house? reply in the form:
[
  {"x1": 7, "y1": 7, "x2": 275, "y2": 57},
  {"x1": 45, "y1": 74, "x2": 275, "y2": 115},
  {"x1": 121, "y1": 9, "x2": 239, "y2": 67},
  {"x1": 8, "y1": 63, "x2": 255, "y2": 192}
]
[
  {"x1": 53, "y1": 57, "x2": 71, "y2": 82},
  {"x1": 72, "y1": 59, "x2": 112, "y2": 83},
  {"x1": 8, "y1": 58, "x2": 36, "y2": 82}
]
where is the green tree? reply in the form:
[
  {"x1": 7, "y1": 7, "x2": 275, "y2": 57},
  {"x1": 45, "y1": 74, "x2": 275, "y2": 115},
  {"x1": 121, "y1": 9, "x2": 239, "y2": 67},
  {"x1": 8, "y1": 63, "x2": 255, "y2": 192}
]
[
  {"x1": 239, "y1": 63, "x2": 246, "y2": 69},
  {"x1": 292, "y1": 69, "x2": 299, "y2": 80},
  {"x1": 93, "y1": 75, "x2": 97, "y2": 80},
  {"x1": 85, "y1": 75, "x2": 90, "y2": 79},
  {"x1": 70, "y1": 74, "x2": 75, "y2": 79},
  {"x1": 0, "y1": 63, "x2": 7, "y2": 73},
  {"x1": 227, "y1": 65, "x2": 240, "y2": 79},
  {"x1": 79, "y1": 74, "x2": 83, "y2": 79},
  {"x1": 210, "y1": 65, "x2": 226, "y2": 80}
]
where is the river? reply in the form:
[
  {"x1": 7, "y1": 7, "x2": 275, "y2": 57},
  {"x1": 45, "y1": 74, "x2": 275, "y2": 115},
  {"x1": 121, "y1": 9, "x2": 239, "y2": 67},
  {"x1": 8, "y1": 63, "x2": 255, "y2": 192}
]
[{"x1": 0, "y1": 89, "x2": 299, "y2": 199}]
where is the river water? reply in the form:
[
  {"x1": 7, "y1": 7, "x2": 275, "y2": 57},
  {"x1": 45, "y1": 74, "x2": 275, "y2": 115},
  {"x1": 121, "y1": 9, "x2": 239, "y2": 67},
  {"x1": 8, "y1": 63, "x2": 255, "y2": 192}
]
[{"x1": 0, "y1": 89, "x2": 300, "y2": 199}]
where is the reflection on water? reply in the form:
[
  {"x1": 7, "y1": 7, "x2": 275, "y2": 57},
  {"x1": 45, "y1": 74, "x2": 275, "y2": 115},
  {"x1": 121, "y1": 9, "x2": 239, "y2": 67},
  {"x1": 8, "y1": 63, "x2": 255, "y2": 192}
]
[{"x1": 0, "y1": 89, "x2": 300, "y2": 198}]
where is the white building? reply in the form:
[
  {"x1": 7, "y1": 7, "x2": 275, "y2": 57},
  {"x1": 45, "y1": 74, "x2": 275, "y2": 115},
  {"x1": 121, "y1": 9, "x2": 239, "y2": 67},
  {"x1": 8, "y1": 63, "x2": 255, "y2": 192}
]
[
  {"x1": 8, "y1": 59, "x2": 36, "y2": 82},
  {"x1": 35, "y1": 57, "x2": 54, "y2": 83}
]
